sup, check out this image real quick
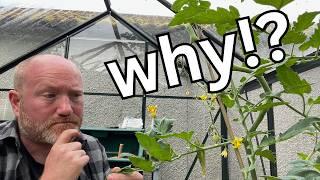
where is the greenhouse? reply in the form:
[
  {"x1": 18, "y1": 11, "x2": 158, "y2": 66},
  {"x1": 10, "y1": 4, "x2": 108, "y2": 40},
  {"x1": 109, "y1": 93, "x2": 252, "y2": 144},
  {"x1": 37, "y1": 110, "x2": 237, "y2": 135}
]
[{"x1": 1, "y1": 0, "x2": 320, "y2": 179}]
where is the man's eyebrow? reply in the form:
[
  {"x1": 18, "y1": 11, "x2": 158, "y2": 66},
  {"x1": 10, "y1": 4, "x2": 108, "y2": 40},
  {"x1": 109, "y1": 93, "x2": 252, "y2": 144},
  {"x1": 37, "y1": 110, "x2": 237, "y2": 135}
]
[{"x1": 35, "y1": 84, "x2": 83, "y2": 92}]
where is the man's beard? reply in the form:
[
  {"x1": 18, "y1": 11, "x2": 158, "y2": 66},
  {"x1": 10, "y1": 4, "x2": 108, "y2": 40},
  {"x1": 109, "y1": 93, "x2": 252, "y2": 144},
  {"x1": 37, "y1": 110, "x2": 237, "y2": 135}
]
[{"x1": 18, "y1": 100, "x2": 82, "y2": 144}]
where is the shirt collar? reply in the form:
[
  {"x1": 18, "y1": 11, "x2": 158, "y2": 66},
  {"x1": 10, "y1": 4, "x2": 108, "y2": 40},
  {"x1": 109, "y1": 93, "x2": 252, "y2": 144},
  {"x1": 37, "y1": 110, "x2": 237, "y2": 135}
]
[{"x1": 0, "y1": 120, "x2": 19, "y2": 140}]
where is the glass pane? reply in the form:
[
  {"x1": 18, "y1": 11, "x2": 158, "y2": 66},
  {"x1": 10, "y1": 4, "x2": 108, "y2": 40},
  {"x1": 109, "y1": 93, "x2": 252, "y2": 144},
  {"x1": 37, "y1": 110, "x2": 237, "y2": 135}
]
[
  {"x1": 83, "y1": 95, "x2": 142, "y2": 128},
  {"x1": 0, "y1": 7, "x2": 100, "y2": 67},
  {"x1": 151, "y1": 40, "x2": 222, "y2": 97},
  {"x1": 0, "y1": 41, "x2": 68, "y2": 90},
  {"x1": 0, "y1": 91, "x2": 14, "y2": 121},
  {"x1": 110, "y1": 0, "x2": 178, "y2": 41},
  {"x1": 0, "y1": 0, "x2": 106, "y2": 12},
  {"x1": 69, "y1": 15, "x2": 147, "y2": 94},
  {"x1": 110, "y1": 0, "x2": 174, "y2": 17},
  {"x1": 0, "y1": 67, "x2": 14, "y2": 89},
  {"x1": 40, "y1": 41, "x2": 66, "y2": 57}
]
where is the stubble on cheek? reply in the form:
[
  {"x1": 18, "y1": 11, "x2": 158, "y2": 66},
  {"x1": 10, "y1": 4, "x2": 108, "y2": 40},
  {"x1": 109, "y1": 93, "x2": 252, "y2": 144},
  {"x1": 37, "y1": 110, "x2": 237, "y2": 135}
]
[{"x1": 18, "y1": 100, "x2": 82, "y2": 144}]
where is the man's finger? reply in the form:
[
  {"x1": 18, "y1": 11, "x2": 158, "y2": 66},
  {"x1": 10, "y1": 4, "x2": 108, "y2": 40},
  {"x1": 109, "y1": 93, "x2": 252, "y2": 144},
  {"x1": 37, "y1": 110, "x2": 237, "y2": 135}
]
[
  {"x1": 55, "y1": 129, "x2": 80, "y2": 145},
  {"x1": 111, "y1": 167, "x2": 121, "y2": 173},
  {"x1": 107, "y1": 171, "x2": 143, "y2": 180}
]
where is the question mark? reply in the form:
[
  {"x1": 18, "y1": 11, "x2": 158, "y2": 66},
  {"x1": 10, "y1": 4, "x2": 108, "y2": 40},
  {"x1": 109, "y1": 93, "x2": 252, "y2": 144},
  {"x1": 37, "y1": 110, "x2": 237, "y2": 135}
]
[{"x1": 254, "y1": 10, "x2": 289, "y2": 63}]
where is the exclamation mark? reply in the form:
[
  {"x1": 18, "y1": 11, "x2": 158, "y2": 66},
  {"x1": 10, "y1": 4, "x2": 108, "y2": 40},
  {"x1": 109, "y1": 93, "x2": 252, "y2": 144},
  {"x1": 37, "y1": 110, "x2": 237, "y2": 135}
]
[{"x1": 236, "y1": 17, "x2": 260, "y2": 69}]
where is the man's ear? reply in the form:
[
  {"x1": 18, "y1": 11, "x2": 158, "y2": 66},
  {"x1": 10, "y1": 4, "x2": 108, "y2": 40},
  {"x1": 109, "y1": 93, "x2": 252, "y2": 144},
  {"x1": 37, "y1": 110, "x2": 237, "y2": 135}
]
[{"x1": 8, "y1": 90, "x2": 21, "y2": 118}]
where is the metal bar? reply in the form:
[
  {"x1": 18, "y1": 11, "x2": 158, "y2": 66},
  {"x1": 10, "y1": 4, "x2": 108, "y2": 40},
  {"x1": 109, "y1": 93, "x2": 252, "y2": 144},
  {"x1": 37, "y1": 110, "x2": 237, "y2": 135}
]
[
  {"x1": 0, "y1": 10, "x2": 111, "y2": 75},
  {"x1": 111, "y1": 9, "x2": 158, "y2": 49},
  {"x1": 221, "y1": 108, "x2": 229, "y2": 180},
  {"x1": 241, "y1": 58, "x2": 320, "y2": 93},
  {"x1": 184, "y1": 109, "x2": 221, "y2": 180},
  {"x1": 156, "y1": 0, "x2": 172, "y2": 10},
  {"x1": 103, "y1": 0, "x2": 111, "y2": 12},
  {"x1": 142, "y1": 94, "x2": 147, "y2": 130},
  {"x1": 0, "y1": 89, "x2": 12, "y2": 91},
  {"x1": 266, "y1": 84, "x2": 277, "y2": 176},
  {"x1": 71, "y1": 37, "x2": 146, "y2": 43},
  {"x1": 64, "y1": 37, "x2": 70, "y2": 59},
  {"x1": 142, "y1": 42, "x2": 148, "y2": 130}
]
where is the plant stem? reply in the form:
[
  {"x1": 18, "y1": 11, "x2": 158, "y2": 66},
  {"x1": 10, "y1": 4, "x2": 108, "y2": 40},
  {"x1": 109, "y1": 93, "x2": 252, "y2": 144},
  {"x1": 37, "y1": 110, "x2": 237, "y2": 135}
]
[
  {"x1": 233, "y1": 64, "x2": 253, "y2": 73},
  {"x1": 301, "y1": 95, "x2": 306, "y2": 115},
  {"x1": 196, "y1": 29, "x2": 246, "y2": 172},
  {"x1": 172, "y1": 142, "x2": 230, "y2": 161},
  {"x1": 291, "y1": 44, "x2": 295, "y2": 56},
  {"x1": 307, "y1": 133, "x2": 318, "y2": 160},
  {"x1": 272, "y1": 96, "x2": 306, "y2": 118},
  {"x1": 231, "y1": 80, "x2": 258, "y2": 179},
  {"x1": 250, "y1": 75, "x2": 272, "y2": 132}
]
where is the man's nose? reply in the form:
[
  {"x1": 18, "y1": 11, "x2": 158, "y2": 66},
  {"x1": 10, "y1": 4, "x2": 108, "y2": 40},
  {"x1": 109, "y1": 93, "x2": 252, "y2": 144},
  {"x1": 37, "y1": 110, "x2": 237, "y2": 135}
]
[{"x1": 57, "y1": 96, "x2": 73, "y2": 116}]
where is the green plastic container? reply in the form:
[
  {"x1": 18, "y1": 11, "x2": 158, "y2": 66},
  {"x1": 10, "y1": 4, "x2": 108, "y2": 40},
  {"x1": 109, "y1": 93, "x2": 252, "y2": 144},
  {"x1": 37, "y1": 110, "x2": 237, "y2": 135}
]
[{"x1": 80, "y1": 127, "x2": 143, "y2": 168}]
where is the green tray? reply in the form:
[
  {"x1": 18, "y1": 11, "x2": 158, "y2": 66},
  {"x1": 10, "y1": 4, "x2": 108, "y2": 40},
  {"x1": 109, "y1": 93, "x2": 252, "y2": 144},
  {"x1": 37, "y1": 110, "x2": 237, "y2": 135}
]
[{"x1": 81, "y1": 127, "x2": 143, "y2": 168}]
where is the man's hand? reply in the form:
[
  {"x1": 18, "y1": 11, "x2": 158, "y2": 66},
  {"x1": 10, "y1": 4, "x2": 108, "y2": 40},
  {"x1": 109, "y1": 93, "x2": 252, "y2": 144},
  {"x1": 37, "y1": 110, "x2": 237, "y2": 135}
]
[
  {"x1": 41, "y1": 129, "x2": 89, "y2": 180},
  {"x1": 107, "y1": 167, "x2": 143, "y2": 180}
]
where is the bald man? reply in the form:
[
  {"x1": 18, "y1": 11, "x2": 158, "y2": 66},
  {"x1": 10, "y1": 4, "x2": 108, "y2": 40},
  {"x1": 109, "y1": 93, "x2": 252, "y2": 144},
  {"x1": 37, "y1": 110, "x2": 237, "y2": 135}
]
[{"x1": 0, "y1": 55, "x2": 142, "y2": 180}]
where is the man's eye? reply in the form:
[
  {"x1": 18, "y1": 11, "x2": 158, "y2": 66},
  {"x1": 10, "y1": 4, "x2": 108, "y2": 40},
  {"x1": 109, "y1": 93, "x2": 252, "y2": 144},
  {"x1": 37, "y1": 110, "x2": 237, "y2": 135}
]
[{"x1": 43, "y1": 93, "x2": 56, "y2": 98}]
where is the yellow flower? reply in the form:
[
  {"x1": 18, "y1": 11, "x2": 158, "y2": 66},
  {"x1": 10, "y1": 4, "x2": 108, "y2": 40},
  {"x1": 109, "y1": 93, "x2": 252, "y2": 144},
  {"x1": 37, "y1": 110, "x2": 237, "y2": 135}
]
[
  {"x1": 232, "y1": 137, "x2": 243, "y2": 149},
  {"x1": 199, "y1": 94, "x2": 208, "y2": 101},
  {"x1": 210, "y1": 94, "x2": 217, "y2": 102},
  {"x1": 220, "y1": 148, "x2": 228, "y2": 158},
  {"x1": 147, "y1": 105, "x2": 157, "y2": 118}
]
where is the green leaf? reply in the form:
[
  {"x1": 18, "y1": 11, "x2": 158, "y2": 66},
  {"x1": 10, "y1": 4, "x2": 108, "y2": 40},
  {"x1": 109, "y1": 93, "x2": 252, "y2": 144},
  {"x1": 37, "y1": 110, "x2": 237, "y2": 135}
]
[
  {"x1": 197, "y1": 148, "x2": 206, "y2": 176},
  {"x1": 276, "y1": 65, "x2": 311, "y2": 95},
  {"x1": 286, "y1": 160, "x2": 320, "y2": 178},
  {"x1": 260, "y1": 176, "x2": 281, "y2": 180},
  {"x1": 255, "y1": 149, "x2": 276, "y2": 163},
  {"x1": 308, "y1": 96, "x2": 320, "y2": 105},
  {"x1": 135, "y1": 132, "x2": 175, "y2": 161},
  {"x1": 284, "y1": 57, "x2": 297, "y2": 67},
  {"x1": 293, "y1": 11, "x2": 320, "y2": 32},
  {"x1": 213, "y1": 6, "x2": 240, "y2": 35},
  {"x1": 252, "y1": 30, "x2": 261, "y2": 45},
  {"x1": 308, "y1": 25, "x2": 320, "y2": 48},
  {"x1": 251, "y1": 102, "x2": 288, "y2": 112},
  {"x1": 300, "y1": 24, "x2": 320, "y2": 51},
  {"x1": 299, "y1": 40, "x2": 313, "y2": 52},
  {"x1": 312, "y1": 96, "x2": 320, "y2": 104},
  {"x1": 169, "y1": 1, "x2": 217, "y2": 26},
  {"x1": 185, "y1": 24, "x2": 199, "y2": 42},
  {"x1": 221, "y1": 93, "x2": 235, "y2": 108},
  {"x1": 279, "y1": 117, "x2": 320, "y2": 141},
  {"x1": 171, "y1": 0, "x2": 197, "y2": 12},
  {"x1": 240, "y1": 76, "x2": 246, "y2": 83},
  {"x1": 129, "y1": 156, "x2": 155, "y2": 172},
  {"x1": 253, "y1": 66, "x2": 272, "y2": 76},
  {"x1": 260, "y1": 135, "x2": 276, "y2": 147},
  {"x1": 282, "y1": 29, "x2": 307, "y2": 45},
  {"x1": 260, "y1": 58, "x2": 270, "y2": 65},
  {"x1": 119, "y1": 166, "x2": 140, "y2": 175},
  {"x1": 248, "y1": 131, "x2": 268, "y2": 139},
  {"x1": 153, "y1": 117, "x2": 175, "y2": 135},
  {"x1": 297, "y1": 152, "x2": 308, "y2": 160},
  {"x1": 253, "y1": 0, "x2": 294, "y2": 10},
  {"x1": 157, "y1": 131, "x2": 194, "y2": 142}
]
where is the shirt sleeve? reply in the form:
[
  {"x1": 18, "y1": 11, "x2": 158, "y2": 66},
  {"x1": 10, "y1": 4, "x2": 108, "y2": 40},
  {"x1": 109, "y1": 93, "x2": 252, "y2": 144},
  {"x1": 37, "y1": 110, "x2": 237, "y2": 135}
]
[{"x1": 98, "y1": 141, "x2": 111, "y2": 178}]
